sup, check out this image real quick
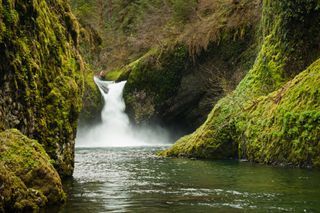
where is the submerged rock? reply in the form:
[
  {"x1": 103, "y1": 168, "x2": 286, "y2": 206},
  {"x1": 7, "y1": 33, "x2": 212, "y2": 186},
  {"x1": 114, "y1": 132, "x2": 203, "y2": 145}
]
[{"x1": 0, "y1": 129, "x2": 65, "y2": 212}]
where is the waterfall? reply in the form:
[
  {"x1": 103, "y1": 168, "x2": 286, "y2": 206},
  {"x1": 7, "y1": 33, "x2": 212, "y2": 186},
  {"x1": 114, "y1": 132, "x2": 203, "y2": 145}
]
[{"x1": 76, "y1": 77, "x2": 171, "y2": 147}]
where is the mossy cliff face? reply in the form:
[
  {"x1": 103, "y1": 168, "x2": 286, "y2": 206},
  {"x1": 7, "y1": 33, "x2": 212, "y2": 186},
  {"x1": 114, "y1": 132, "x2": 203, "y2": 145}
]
[
  {"x1": 79, "y1": 69, "x2": 103, "y2": 125},
  {"x1": 162, "y1": 0, "x2": 320, "y2": 168},
  {"x1": 0, "y1": 0, "x2": 84, "y2": 176},
  {"x1": 236, "y1": 60, "x2": 320, "y2": 167},
  {"x1": 0, "y1": 129, "x2": 65, "y2": 211},
  {"x1": 78, "y1": 26, "x2": 103, "y2": 125},
  {"x1": 121, "y1": 0, "x2": 261, "y2": 131},
  {"x1": 123, "y1": 45, "x2": 190, "y2": 126}
]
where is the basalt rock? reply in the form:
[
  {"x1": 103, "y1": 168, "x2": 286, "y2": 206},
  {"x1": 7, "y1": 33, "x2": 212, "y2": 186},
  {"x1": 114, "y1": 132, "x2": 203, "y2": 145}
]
[
  {"x1": 0, "y1": 0, "x2": 84, "y2": 177},
  {"x1": 162, "y1": 0, "x2": 320, "y2": 168},
  {"x1": 121, "y1": 0, "x2": 261, "y2": 133}
]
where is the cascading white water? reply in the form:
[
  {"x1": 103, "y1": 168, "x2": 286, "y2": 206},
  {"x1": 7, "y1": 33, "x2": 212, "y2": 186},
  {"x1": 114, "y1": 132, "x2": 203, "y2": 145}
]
[{"x1": 76, "y1": 77, "x2": 171, "y2": 147}]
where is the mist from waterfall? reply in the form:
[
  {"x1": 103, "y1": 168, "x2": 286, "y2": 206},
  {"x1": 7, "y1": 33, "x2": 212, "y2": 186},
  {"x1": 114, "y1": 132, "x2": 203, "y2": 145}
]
[{"x1": 76, "y1": 77, "x2": 171, "y2": 147}]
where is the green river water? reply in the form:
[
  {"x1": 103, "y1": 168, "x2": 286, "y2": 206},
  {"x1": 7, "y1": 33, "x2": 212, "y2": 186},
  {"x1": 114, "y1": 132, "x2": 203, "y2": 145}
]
[{"x1": 53, "y1": 146, "x2": 320, "y2": 212}]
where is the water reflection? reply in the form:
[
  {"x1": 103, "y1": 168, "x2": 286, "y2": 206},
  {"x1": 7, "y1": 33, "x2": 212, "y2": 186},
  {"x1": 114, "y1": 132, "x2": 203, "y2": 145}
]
[{"x1": 55, "y1": 147, "x2": 320, "y2": 212}]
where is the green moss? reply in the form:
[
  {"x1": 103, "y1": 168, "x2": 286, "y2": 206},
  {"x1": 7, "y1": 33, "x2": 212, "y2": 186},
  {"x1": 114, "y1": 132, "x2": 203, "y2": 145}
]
[
  {"x1": 101, "y1": 48, "x2": 158, "y2": 82},
  {"x1": 162, "y1": 0, "x2": 320, "y2": 168},
  {"x1": 0, "y1": 163, "x2": 45, "y2": 212},
  {"x1": 0, "y1": 0, "x2": 84, "y2": 177},
  {"x1": 104, "y1": 69, "x2": 123, "y2": 81},
  {"x1": 123, "y1": 44, "x2": 189, "y2": 124},
  {"x1": 127, "y1": 44, "x2": 188, "y2": 103},
  {"x1": 233, "y1": 60, "x2": 320, "y2": 167},
  {"x1": 114, "y1": 1, "x2": 260, "y2": 129},
  {"x1": 0, "y1": 129, "x2": 66, "y2": 211},
  {"x1": 80, "y1": 66, "x2": 103, "y2": 124}
]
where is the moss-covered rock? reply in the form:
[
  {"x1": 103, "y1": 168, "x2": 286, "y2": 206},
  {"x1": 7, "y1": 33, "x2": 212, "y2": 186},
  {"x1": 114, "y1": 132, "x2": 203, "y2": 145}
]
[
  {"x1": 236, "y1": 60, "x2": 320, "y2": 167},
  {"x1": 79, "y1": 68, "x2": 103, "y2": 125},
  {"x1": 74, "y1": 21, "x2": 103, "y2": 126},
  {"x1": 121, "y1": 0, "x2": 261, "y2": 131},
  {"x1": 0, "y1": 129, "x2": 65, "y2": 212},
  {"x1": 162, "y1": 0, "x2": 320, "y2": 168},
  {"x1": 165, "y1": 28, "x2": 259, "y2": 132},
  {"x1": 0, "y1": 0, "x2": 84, "y2": 177},
  {"x1": 123, "y1": 44, "x2": 190, "y2": 125}
]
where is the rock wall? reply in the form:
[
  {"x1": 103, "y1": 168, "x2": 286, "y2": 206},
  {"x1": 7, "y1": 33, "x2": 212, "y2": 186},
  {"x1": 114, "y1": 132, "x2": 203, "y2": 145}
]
[
  {"x1": 0, "y1": 0, "x2": 84, "y2": 177},
  {"x1": 121, "y1": 0, "x2": 261, "y2": 132},
  {"x1": 123, "y1": 45, "x2": 190, "y2": 127},
  {"x1": 162, "y1": 0, "x2": 320, "y2": 168},
  {"x1": 77, "y1": 24, "x2": 103, "y2": 126}
]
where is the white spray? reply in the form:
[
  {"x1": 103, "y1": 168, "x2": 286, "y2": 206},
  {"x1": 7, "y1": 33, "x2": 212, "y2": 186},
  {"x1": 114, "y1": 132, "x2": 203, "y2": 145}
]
[{"x1": 76, "y1": 77, "x2": 171, "y2": 147}]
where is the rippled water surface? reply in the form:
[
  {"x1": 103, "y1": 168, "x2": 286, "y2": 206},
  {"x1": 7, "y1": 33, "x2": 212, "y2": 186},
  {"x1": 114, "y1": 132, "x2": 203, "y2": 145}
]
[{"x1": 57, "y1": 147, "x2": 320, "y2": 212}]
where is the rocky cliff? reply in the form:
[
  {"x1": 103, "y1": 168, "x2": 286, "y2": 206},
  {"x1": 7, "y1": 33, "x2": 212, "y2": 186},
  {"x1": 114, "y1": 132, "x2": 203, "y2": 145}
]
[
  {"x1": 0, "y1": 0, "x2": 83, "y2": 177},
  {"x1": 120, "y1": 0, "x2": 261, "y2": 132},
  {"x1": 0, "y1": 0, "x2": 87, "y2": 210},
  {"x1": 162, "y1": 0, "x2": 320, "y2": 168}
]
